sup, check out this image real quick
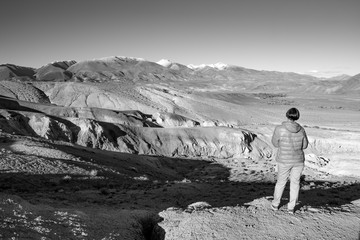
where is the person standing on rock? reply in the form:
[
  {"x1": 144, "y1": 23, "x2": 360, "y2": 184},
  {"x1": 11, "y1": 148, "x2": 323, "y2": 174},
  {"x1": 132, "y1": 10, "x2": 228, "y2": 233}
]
[{"x1": 271, "y1": 107, "x2": 308, "y2": 214}]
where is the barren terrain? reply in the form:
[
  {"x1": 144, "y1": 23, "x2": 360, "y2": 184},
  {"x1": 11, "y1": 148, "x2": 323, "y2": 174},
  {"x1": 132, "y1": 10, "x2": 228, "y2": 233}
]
[{"x1": 0, "y1": 57, "x2": 359, "y2": 239}]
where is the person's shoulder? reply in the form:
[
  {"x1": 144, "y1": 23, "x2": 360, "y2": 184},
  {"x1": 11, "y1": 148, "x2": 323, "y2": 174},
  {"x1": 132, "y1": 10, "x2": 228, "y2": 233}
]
[{"x1": 298, "y1": 125, "x2": 307, "y2": 133}]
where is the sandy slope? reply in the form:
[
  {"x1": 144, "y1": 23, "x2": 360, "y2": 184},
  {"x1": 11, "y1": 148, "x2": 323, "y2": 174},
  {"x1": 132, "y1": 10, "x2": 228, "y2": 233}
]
[{"x1": 0, "y1": 81, "x2": 50, "y2": 104}]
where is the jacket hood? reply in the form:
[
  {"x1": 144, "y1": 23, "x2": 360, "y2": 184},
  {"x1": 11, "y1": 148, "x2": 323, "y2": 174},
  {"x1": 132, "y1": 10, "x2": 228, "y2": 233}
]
[{"x1": 282, "y1": 121, "x2": 301, "y2": 133}]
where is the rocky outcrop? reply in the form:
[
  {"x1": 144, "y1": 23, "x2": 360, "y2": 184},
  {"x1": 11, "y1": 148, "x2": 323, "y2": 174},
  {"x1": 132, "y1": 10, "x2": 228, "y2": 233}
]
[
  {"x1": 113, "y1": 125, "x2": 272, "y2": 160},
  {"x1": 152, "y1": 112, "x2": 199, "y2": 127},
  {"x1": 0, "y1": 110, "x2": 75, "y2": 142},
  {"x1": 0, "y1": 108, "x2": 272, "y2": 160},
  {"x1": 69, "y1": 118, "x2": 126, "y2": 150},
  {"x1": 27, "y1": 114, "x2": 74, "y2": 142},
  {"x1": 63, "y1": 117, "x2": 272, "y2": 160},
  {"x1": 0, "y1": 110, "x2": 37, "y2": 136},
  {"x1": 304, "y1": 128, "x2": 360, "y2": 176}
]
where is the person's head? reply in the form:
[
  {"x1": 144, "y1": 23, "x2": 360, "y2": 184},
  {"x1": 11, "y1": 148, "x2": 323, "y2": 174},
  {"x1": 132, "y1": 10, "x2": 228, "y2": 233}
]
[{"x1": 286, "y1": 108, "x2": 300, "y2": 121}]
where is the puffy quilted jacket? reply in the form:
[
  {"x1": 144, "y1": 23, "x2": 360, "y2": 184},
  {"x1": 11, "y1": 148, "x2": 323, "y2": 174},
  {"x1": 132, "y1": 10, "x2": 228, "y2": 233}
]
[{"x1": 271, "y1": 120, "x2": 308, "y2": 163}]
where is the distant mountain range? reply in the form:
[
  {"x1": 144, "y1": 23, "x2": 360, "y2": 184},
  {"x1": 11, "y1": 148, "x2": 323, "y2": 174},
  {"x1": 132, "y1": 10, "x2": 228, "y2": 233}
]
[{"x1": 0, "y1": 56, "x2": 358, "y2": 93}]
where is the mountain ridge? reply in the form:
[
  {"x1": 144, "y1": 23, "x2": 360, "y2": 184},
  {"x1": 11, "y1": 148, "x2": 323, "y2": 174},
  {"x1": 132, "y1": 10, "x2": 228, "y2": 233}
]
[{"x1": 1, "y1": 56, "x2": 359, "y2": 93}]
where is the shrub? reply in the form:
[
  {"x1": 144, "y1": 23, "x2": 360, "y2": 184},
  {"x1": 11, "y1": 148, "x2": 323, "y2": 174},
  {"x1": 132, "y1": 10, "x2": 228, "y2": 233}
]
[{"x1": 89, "y1": 169, "x2": 98, "y2": 177}]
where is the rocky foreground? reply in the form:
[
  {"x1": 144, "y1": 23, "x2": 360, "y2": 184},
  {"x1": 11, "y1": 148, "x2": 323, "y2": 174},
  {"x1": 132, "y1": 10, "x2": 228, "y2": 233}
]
[
  {"x1": 158, "y1": 198, "x2": 360, "y2": 240},
  {"x1": 0, "y1": 130, "x2": 359, "y2": 239}
]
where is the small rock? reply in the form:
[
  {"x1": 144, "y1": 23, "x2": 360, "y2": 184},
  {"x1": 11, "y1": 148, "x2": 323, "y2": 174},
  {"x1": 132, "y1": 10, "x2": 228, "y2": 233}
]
[
  {"x1": 181, "y1": 178, "x2": 191, "y2": 183},
  {"x1": 187, "y1": 201, "x2": 212, "y2": 211},
  {"x1": 307, "y1": 207, "x2": 320, "y2": 213},
  {"x1": 166, "y1": 207, "x2": 181, "y2": 211},
  {"x1": 350, "y1": 199, "x2": 360, "y2": 207}
]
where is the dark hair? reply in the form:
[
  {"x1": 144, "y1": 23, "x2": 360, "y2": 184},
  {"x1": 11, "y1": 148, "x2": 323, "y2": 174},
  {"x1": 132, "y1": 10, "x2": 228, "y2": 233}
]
[{"x1": 286, "y1": 108, "x2": 300, "y2": 121}]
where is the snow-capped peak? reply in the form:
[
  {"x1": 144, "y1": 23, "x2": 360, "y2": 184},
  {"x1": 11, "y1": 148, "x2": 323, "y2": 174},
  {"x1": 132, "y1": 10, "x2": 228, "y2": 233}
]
[
  {"x1": 157, "y1": 59, "x2": 173, "y2": 67},
  {"x1": 97, "y1": 56, "x2": 145, "y2": 62},
  {"x1": 187, "y1": 62, "x2": 229, "y2": 70},
  {"x1": 49, "y1": 60, "x2": 76, "y2": 64},
  {"x1": 212, "y1": 62, "x2": 229, "y2": 70}
]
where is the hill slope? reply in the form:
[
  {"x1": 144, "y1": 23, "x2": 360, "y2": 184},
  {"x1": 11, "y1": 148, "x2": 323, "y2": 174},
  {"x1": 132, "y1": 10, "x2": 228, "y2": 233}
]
[
  {"x1": 336, "y1": 73, "x2": 360, "y2": 93},
  {"x1": 0, "y1": 81, "x2": 50, "y2": 103},
  {"x1": 35, "y1": 61, "x2": 76, "y2": 81},
  {"x1": 0, "y1": 64, "x2": 35, "y2": 81}
]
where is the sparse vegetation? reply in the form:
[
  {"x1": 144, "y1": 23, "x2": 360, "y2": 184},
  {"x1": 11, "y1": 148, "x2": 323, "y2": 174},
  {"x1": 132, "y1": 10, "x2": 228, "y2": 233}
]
[{"x1": 253, "y1": 93, "x2": 287, "y2": 99}]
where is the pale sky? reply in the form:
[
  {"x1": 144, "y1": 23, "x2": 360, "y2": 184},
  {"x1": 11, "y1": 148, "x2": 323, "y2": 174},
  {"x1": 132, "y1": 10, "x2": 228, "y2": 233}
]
[{"x1": 1, "y1": 0, "x2": 359, "y2": 76}]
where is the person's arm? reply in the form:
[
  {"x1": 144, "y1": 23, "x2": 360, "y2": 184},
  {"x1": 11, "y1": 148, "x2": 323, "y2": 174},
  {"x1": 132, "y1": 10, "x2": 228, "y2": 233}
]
[
  {"x1": 271, "y1": 126, "x2": 280, "y2": 148},
  {"x1": 302, "y1": 129, "x2": 308, "y2": 149}
]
